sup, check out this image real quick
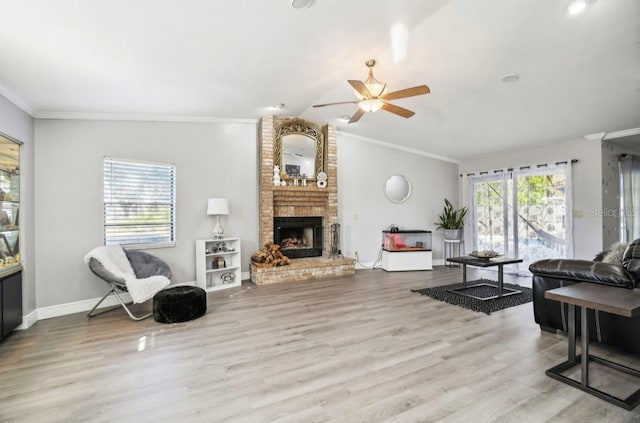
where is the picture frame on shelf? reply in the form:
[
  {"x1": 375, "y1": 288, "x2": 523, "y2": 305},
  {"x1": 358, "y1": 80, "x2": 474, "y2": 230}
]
[{"x1": 285, "y1": 164, "x2": 300, "y2": 176}]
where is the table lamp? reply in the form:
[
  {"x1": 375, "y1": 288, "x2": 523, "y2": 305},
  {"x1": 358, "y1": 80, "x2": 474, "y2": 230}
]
[{"x1": 207, "y1": 198, "x2": 229, "y2": 239}]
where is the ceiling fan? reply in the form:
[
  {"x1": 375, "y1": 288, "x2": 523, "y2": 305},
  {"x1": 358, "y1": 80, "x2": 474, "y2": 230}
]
[{"x1": 313, "y1": 59, "x2": 430, "y2": 124}]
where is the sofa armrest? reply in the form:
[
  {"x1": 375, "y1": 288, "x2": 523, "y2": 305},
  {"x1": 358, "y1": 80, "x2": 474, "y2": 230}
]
[{"x1": 529, "y1": 259, "x2": 635, "y2": 288}]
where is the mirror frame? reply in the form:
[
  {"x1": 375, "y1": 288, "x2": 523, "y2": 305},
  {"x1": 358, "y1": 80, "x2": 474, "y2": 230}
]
[
  {"x1": 384, "y1": 174, "x2": 412, "y2": 203},
  {"x1": 274, "y1": 119, "x2": 324, "y2": 181}
]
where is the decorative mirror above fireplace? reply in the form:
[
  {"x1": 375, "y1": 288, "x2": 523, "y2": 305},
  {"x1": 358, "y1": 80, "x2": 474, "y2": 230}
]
[{"x1": 274, "y1": 119, "x2": 324, "y2": 181}]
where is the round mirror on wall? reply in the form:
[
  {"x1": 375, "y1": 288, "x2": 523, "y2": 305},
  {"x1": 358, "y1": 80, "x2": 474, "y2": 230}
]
[{"x1": 384, "y1": 174, "x2": 412, "y2": 203}]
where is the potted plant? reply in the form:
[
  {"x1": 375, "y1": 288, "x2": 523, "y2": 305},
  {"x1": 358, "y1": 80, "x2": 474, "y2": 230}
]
[{"x1": 435, "y1": 198, "x2": 468, "y2": 240}]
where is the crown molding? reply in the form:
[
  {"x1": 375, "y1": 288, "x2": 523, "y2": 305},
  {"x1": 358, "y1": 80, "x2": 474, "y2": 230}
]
[
  {"x1": 603, "y1": 128, "x2": 640, "y2": 140},
  {"x1": 34, "y1": 111, "x2": 258, "y2": 125},
  {"x1": 584, "y1": 132, "x2": 606, "y2": 141},
  {"x1": 0, "y1": 84, "x2": 35, "y2": 117},
  {"x1": 337, "y1": 130, "x2": 460, "y2": 164},
  {"x1": 585, "y1": 128, "x2": 640, "y2": 142}
]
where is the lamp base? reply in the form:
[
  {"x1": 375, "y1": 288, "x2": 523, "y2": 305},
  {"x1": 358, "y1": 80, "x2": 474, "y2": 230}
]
[{"x1": 213, "y1": 215, "x2": 224, "y2": 239}]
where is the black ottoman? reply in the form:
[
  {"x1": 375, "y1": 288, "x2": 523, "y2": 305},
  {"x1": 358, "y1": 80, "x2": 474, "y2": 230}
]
[{"x1": 153, "y1": 285, "x2": 207, "y2": 323}]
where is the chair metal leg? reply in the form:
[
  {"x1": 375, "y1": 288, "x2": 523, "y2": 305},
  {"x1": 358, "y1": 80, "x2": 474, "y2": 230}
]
[
  {"x1": 87, "y1": 286, "x2": 119, "y2": 317},
  {"x1": 87, "y1": 283, "x2": 152, "y2": 321},
  {"x1": 111, "y1": 289, "x2": 152, "y2": 321}
]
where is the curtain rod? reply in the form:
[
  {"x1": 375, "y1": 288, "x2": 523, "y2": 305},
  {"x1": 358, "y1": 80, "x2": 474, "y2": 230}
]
[{"x1": 460, "y1": 159, "x2": 578, "y2": 178}]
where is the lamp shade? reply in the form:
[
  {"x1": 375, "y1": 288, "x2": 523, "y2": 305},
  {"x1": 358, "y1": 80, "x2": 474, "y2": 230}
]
[{"x1": 207, "y1": 198, "x2": 229, "y2": 215}]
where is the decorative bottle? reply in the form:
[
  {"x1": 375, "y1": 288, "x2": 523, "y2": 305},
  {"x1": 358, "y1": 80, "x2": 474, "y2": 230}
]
[{"x1": 273, "y1": 166, "x2": 281, "y2": 186}]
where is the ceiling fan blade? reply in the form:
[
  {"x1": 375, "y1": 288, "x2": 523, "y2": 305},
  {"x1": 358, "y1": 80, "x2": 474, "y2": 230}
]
[
  {"x1": 382, "y1": 102, "x2": 415, "y2": 119},
  {"x1": 381, "y1": 85, "x2": 430, "y2": 101},
  {"x1": 312, "y1": 100, "x2": 360, "y2": 108},
  {"x1": 348, "y1": 80, "x2": 372, "y2": 98},
  {"x1": 348, "y1": 108, "x2": 365, "y2": 124}
]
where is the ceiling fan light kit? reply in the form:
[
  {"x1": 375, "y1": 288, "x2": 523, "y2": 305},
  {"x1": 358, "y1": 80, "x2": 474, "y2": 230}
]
[
  {"x1": 359, "y1": 99, "x2": 384, "y2": 113},
  {"x1": 313, "y1": 59, "x2": 430, "y2": 123}
]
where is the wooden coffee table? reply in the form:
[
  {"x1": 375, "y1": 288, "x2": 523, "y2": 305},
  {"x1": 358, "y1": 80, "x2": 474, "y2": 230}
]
[
  {"x1": 445, "y1": 256, "x2": 523, "y2": 301},
  {"x1": 545, "y1": 283, "x2": 640, "y2": 409}
]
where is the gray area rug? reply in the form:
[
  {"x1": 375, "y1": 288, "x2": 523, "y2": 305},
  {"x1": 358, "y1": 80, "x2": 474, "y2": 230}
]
[{"x1": 411, "y1": 278, "x2": 533, "y2": 315}]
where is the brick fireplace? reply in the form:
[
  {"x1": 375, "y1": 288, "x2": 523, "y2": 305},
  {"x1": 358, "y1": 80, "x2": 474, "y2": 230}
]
[{"x1": 251, "y1": 116, "x2": 355, "y2": 285}]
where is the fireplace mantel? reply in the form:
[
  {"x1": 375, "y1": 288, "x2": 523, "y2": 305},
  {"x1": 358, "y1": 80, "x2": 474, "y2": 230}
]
[{"x1": 273, "y1": 186, "x2": 328, "y2": 209}]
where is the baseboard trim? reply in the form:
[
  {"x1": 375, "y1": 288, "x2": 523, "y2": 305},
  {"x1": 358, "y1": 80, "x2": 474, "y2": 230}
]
[
  {"x1": 355, "y1": 260, "x2": 447, "y2": 269},
  {"x1": 355, "y1": 261, "x2": 380, "y2": 270},
  {"x1": 42, "y1": 292, "x2": 134, "y2": 321},
  {"x1": 17, "y1": 309, "x2": 38, "y2": 330},
  {"x1": 15, "y1": 292, "x2": 134, "y2": 329},
  {"x1": 17, "y1": 277, "x2": 252, "y2": 329}
]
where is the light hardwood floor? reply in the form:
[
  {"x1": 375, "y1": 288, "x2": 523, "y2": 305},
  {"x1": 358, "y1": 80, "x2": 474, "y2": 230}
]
[{"x1": 1, "y1": 267, "x2": 639, "y2": 422}]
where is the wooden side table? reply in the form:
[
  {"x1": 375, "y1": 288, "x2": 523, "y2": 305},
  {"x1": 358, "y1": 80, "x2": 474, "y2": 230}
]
[{"x1": 545, "y1": 283, "x2": 640, "y2": 409}]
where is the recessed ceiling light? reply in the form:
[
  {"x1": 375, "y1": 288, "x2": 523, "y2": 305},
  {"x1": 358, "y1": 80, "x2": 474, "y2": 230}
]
[
  {"x1": 291, "y1": 0, "x2": 313, "y2": 9},
  {"x1": 501, "y1": 73, "x2": 519, "y2": 83},
  {"x1": 567, "y1": 0, "x2": 587, "y2": 15}
]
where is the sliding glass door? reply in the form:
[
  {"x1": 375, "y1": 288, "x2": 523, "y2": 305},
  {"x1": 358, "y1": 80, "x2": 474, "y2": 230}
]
[
  {"x1": 472, "y1": 174, "x2": 512, "y2": 255},
  {"x1": 468, "y1": 164, "x2": 572, "y2": 273}
]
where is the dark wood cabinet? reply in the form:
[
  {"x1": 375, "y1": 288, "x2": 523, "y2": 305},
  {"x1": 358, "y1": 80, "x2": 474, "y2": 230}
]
[{"x1": 1, "y1": 269, "x2": 22, "y2": 341}]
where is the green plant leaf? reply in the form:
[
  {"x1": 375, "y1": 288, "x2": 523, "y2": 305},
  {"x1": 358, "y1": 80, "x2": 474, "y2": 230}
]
[{"x1": 435, "y1": 198, "x2": 468, "y2": 230}]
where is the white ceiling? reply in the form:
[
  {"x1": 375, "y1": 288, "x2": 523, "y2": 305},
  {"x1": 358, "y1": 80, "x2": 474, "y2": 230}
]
[{"x1": 0, "y1": 0, "x2": 638, "y2": 161}]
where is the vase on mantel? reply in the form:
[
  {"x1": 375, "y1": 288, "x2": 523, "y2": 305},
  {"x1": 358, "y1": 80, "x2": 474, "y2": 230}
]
[{"x1": 273, "y1": 166, "x2": 281, "y2": 186}]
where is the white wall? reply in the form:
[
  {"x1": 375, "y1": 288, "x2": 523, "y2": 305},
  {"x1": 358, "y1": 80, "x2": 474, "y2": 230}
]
[
  {"x1": 337, "y1": 133, "x2": 459, "y2": 264},
  {"x1": 0, "y1": 94, "x2": 35, "y2": 315},
  {"x1": 31, "y1": 118, "x2": 460, "y2": 310},
  {"x1": 459, "y1": 137, "x2": 602, "y2": 259},
  {"x1": 34, "y1": 119, "x2": 257, "y2": 308}
]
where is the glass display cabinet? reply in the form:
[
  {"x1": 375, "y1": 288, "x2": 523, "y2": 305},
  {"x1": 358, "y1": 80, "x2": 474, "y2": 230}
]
[
  {"x1": 0, "y1": 169, "x2": 19, "y2": 267},
  {"x1": 0, "y1": 133, "x2": 21, "y2": 343},
  {"x1": 381, "y1": 229, "x2": 432, "y2": 271}
]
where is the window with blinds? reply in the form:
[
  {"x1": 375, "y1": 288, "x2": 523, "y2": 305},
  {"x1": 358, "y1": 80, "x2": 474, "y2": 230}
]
[{"x1": 103, "y1": 157, "x2": 176, "y2": 248}]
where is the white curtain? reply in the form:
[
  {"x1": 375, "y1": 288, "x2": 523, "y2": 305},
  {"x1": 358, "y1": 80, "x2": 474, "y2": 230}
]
[
  {"x1": 465, "y1": 172, "x2": 511, "y2": 256},
  {"x1": 619, "y1": 155, "x2": 640, "y2": 243},
  {"x1": 464, "y1": 162, "x2": 574, "y2": 274}
]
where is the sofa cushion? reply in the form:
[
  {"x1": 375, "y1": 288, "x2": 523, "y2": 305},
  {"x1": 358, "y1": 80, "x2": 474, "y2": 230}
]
[
  {"x1": 622, "y1": 239, "x2": 640, "y2": 281},
  {"x1": 529, "y1": 259, "x2": 635, "y2": 288},
  {"x1": 602, "y1": 242, "x2": 628, "y2": 264}
]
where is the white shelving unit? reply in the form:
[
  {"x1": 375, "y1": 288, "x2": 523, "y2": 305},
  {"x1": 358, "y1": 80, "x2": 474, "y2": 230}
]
[{"x1": 195, "y1": 238, "x2": 241, "y2": 292}]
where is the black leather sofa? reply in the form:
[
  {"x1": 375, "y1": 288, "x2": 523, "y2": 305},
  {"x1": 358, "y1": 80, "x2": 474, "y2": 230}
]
[{"x1": 529, "y1": 239, "x2": 640, "y2": 352}]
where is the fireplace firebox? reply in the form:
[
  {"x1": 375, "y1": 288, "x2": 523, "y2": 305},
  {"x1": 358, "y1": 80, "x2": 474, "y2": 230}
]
[{"x1": 274, "y1": 217, "x2": 323, "y2": 259}]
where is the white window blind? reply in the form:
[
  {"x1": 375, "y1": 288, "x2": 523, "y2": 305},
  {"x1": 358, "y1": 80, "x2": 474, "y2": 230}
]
[{"x1": 103, "y1": 157, "x2": 176, "y2": 248}]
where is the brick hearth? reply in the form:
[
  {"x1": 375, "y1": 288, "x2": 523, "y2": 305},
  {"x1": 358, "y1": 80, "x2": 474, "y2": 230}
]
[{"x1": 250, "y1": 257, "x2": 356, "y2": 285}]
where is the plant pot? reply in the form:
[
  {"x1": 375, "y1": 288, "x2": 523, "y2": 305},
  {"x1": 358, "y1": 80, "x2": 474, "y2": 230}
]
[{"x1": 444, "y1": 229, "x2": 462, "y2": 241}]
